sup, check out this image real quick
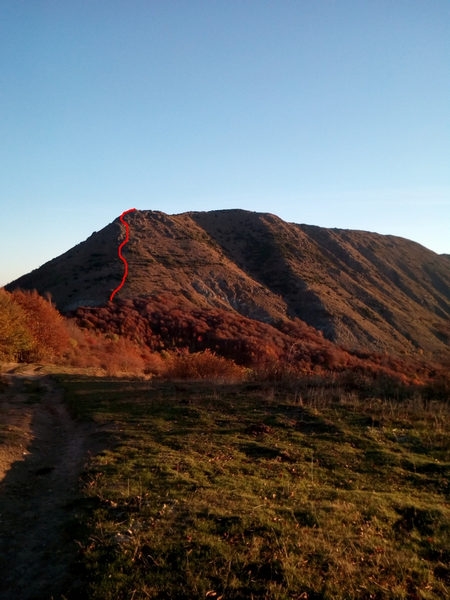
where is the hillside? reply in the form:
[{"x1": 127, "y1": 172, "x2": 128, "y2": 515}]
[{"x1": 6, "y1": 209, "x2": 450, "y2": 364}]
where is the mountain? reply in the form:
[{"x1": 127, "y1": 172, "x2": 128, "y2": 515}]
[{"x1": 6, "y1": 209, "x2": 450, "y2": 365}]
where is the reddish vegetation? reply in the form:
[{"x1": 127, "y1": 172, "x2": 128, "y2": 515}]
[
  {"x1": 0, "y1": 289, "x2": 69, "y2": 362},
  {"x1": 1, "y1": 287, "x2": 446, "y2": 388},
  {"x1": 0, "y1": 289, "x2": 150, "y2": 375},
  {"x1": 12, "y1": 290, "x2": 70, "y2": 361},
  {"x1": 70, "y1": 295, "x2": 441, "y2": 385}
]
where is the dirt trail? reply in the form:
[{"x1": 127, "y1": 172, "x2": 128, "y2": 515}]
[{"x1": 0, "y1": 367, "x2": 105, "y2": 599}]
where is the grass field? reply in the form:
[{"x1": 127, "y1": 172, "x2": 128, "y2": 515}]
[{"x1": 58, "y1": 375, "x2": 449, "y2": 600}]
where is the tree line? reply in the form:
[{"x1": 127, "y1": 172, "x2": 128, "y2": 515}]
[{"x1": 1, "y1": 288, "x2": 445, "y2": 388}]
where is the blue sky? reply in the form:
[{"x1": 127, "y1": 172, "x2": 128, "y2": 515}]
[{"x1": 1, "y1": 0, "x2": 449, "y2": 286}]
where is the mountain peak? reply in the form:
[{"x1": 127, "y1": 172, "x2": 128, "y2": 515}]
[{"x1": 6, "y1": 209, "x2": 450, "y2": 360}]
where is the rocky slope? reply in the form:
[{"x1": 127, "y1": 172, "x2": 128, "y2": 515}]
[{"x1": 6, "y1": 209, "x2": 450, "y2": 361}]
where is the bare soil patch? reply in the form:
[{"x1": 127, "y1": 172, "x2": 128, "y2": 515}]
[{"x1": 0, "y1": 366, "x2": 107, "y2": 600}]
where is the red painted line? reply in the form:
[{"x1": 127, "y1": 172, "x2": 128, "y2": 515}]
[{"x1": 110, "y1": 208, "x2": 136, "y2": 301}]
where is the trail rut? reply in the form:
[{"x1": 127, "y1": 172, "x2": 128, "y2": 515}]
[{"x1": 0, "y1": 370, "x2": 105, "y2": 599}]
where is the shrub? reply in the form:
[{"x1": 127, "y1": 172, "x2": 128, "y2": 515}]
[
  {"x1": 11, "y1": 289, "x2": 70, "y2": 361},
  {"x1": 162, "y1": 348, "x2": 247, "y2": 381},
  {"x1": 0, "y1": 289, "x2": 34, "y2": 361}
]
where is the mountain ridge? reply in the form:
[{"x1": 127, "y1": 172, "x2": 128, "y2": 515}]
[{"x1": 6, "y1": 209, "x2": 450, "y2": 363}]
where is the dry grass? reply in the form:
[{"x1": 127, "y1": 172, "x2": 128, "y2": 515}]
[{"x1": 57, "y1": 376, "x2": 450, "y2": 599}]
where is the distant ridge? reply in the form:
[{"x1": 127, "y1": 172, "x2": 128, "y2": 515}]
[{"x1": 6, "y1": 209, "x2": 450, "y2": 361}]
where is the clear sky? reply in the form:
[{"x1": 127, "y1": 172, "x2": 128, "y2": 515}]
[{"x1": 1, "y1": 0, "x2": 449, "y2": 286}]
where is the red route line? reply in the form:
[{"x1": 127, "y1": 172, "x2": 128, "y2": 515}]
[{"x1": 109, "y1": 208, "x2": 137, "y2": 302}]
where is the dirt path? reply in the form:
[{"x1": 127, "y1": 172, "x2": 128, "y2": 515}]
[{"x1": 0, "y1": 368, "x2": 105, "y2": 599}]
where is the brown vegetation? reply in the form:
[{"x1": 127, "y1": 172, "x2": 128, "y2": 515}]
[
  {"x1": 0, "y1": 289, "x2": 69, "y2": 362},
  {"x1": 0, "y1": 289, "x2": 149, "y2": 376},
  {"x1": 0, "y1": 289, "x2": 33, "y2": 361},
  {"x1": 70, "y1": 295, "x2": 442, "y2": 385},
  {"x1": 2, "y1": 287, "x2": 447, "y2": 386},
  {"x1": 163, "y1": 348, "x2": 247, "y2": 381},
  {"x1": 11, "y1": 289, "x2": 70, "y2": 361}
]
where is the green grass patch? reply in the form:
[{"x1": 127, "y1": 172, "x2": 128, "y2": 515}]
[{"x1": 59, "y1": 377, "x2": 450, "y2": 599}]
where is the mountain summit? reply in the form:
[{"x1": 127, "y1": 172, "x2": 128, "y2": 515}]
[{"x1": 6, "y1": 209, "x2": 450, "y2": 361}]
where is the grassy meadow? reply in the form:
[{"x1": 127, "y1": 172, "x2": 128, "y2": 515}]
[{"x1": 58, "y1": 375, "x2": 449, "y2": 600}]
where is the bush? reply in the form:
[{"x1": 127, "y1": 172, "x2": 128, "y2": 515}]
[
  {"x1": 162, "y1": 349, "x2": 247, "y2": 381},
  {"x1": 0, "y1": 289, "x2": 34, "y2": 361},
  {"x1": 11, "y1": 289, "x2": 70, "y2": 361}
]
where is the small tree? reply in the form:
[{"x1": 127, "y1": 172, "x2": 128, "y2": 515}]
[
  {"x1": 11, "y1": 289, "x2": 70, "y2": 361},
  {"x1": 0, "y1": 289, "x2": 33, "y2": 361}
]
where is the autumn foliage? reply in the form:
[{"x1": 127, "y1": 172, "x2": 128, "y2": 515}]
[
  {"x1": 0, "y1": 289, "x2": 70, "y2": 361},
  {"x1": 163, "y1": 348, "x2": 246, "y2": 381},
  {"x1": 11, "y1": 289, "x2": 70, "y2": 361},
  {"x1": 1, "y1": 288, "x2": 446, "y2": 386},
  {"x1": 0, "y1": 289, "x2": 141, "y2": 374},
  {"x1": 70, "y1": 294, "x2": 441, "y2": 384},
  {"x1": 0, "y1": 289, "x2": 34, "y2": 361}
]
